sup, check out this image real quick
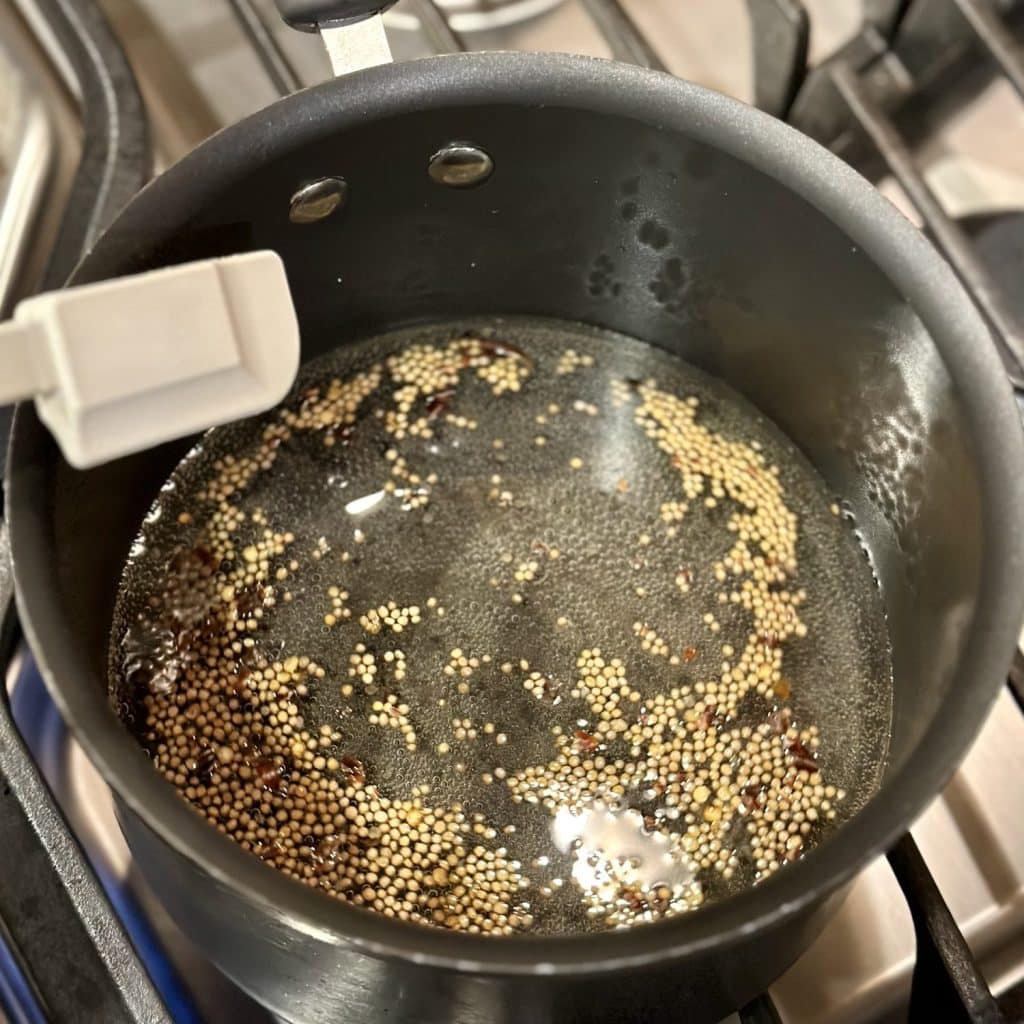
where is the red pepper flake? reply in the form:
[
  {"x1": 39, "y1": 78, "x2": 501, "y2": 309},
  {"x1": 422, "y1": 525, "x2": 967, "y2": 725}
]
[
  {"x1": 252, "y1": 756, "x2": 283, "y2": 792},
  {"x1": 473, "y1": 338, "x2": 534, "y2": 369},
  {"x1": 683, "y1": 645, "x2": 698, "y2": 663},
  {"x1": 194, "y1": 747, "x2": 215, "y2": 782},
  {"x1": 240, "y1": 647, "x2": 263, "y2": 671},
  {"x1": 497, "y1": 341, "x2": 530, "y2": 364},
  {"x1": 327, "y1": 424, "x2": 355, "y2": 446},
  {"x1": 788, "y1": 740, "x2": 818, "y2": 772},
  {"x1": 651, "y1": 889, "x2": 671, "y2": 912},
  {"x1": 235, "y1": 585, "x2": 265, "y2": 616},
  {"x1": 623, "y1": 888, "x2": 646, "y2": 913},
  {"x1": 196, "y1": 546, "x2": 219, "y2": 569},
  {"x1": 741, "y1": 784, "x2": 763, "y2": 811},
  {"x1": 256, "y1": 838, "x2": 285, "y2": 861},
  {"x1": 425, "y1": 389, "x2": 455, "y2": 418},
  {"x1": 573, "y1": 730, "x2": 598, "y2": 753},
  {"x1": 340, "y1": 754, "x2": 365, "y2": 785},
  {"x1": 229, "y1": 678, "x2": 251, "y2": 698},
  {"x1": 697, "y1": 706, "x2": 719, "y2": 730}
]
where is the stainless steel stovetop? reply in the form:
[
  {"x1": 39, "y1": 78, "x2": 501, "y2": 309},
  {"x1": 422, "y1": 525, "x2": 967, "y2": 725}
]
[{"x1": 2, "y1": 2, "x2": 1024, "y2": 1022}]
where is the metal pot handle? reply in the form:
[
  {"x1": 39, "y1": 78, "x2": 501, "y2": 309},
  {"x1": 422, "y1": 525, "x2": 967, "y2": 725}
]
[{"x1": 271, "y1": 0, "x2": 396, "y2": 74}]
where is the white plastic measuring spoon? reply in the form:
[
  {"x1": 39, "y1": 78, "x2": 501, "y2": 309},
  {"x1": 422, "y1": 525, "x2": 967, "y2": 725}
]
[{"x1": 0, "y1": 251, "x2": 300, "y2": 468}]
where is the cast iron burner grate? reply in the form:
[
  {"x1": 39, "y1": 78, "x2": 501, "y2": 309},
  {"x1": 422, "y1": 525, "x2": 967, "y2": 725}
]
[{"x1": 2, "y1": 1, "x2": 1024, "y2": 1022}]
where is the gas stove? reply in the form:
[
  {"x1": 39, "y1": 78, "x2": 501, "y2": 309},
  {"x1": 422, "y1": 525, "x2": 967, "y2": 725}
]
[{"x1": 2, "y1": 2, "x2": 1024, "y2": 1022}]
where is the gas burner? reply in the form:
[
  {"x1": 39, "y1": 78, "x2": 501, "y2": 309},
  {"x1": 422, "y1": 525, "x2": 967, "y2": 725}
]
[{"x1": 385, "y1": 0, "x2": 565, "y2": 34}]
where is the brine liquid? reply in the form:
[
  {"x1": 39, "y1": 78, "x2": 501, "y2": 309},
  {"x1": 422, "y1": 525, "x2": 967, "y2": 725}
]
[{"x1": 111, "y1": 318, "x2": 892, "y2": 936}]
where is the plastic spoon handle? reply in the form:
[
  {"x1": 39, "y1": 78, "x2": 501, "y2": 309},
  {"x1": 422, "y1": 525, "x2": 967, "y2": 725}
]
[
  {"x1": 0, "y1": 319, "x2": 51, "y2": 404},
  {"x1": 2, "y1": 251, "x2": 300, "y2": 468}
]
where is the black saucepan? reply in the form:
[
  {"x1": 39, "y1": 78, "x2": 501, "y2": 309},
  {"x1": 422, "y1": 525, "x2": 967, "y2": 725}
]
[{"x1": 5, "y1": 5, "x2": 1024, "y2": 1022}]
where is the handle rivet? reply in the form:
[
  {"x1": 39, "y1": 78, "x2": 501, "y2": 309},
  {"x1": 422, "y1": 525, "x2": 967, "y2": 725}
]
[
  {"x1": 428, "y1": 143, "x2": 494, "y2": 188},
  {"x1": 290, "y1": 177, "x2": 349, "y2": 223}
]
